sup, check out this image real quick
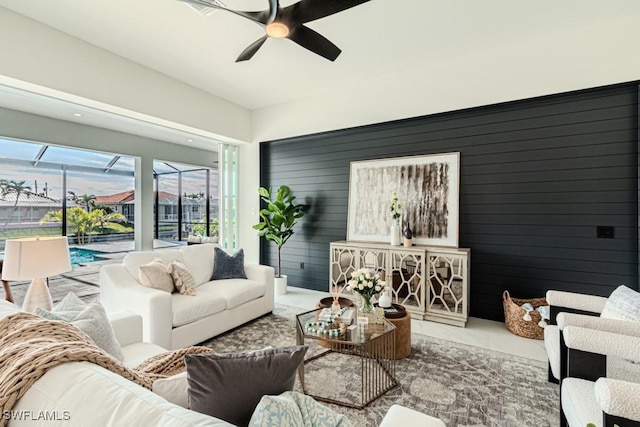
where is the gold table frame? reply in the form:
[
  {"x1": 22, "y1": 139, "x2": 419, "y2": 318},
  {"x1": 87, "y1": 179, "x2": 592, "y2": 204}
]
[{"x1": 295, "y1": 308, "x2": 398, "y2": 409}]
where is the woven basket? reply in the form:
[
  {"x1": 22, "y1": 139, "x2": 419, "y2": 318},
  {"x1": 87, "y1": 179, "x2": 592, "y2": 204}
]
[{"x1": 502, "y1": 290, "x2": 547, "y2": 340}]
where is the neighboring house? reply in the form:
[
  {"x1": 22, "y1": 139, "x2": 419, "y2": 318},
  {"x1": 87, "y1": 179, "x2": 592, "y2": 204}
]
[
  {"x1": 0, "y1": 192, "x2": 60, "y2": 227},
  {"x1": 94, "y1": 190, "x2": 215, "y2": 224}
]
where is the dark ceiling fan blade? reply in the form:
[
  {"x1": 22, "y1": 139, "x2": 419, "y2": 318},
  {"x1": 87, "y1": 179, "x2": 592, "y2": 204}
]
[
  {"x1": 236, "y1": 36, "x2": 268, "y2": 62},
  {"x1": 267, "y1": 0, "x2": 279, "y2": 23},
  {"x1": 176, "y1": 0, "x2": 269, "y2": 24},
  {"x1": 287, "y1": 25, "x2": 341, "y2": 61},
  {"x1": 282, "y1": 0, "x2": 370, "y2": 24}
]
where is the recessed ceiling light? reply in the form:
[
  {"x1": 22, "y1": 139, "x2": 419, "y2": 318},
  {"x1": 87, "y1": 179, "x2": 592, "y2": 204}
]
[
  {"x1": 187, "y1": 138, "x2": 193, "y2": 142},
  {"x1": 73, "y1": 113, "x2": 82, "y2": 117}
]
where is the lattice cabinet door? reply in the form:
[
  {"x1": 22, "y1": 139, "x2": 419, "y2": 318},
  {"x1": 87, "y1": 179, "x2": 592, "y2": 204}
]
[
  {"x1": 329, "y1": 242, "x2": 357, "y2": 296},
  {"x1": 388, "y1": 249, "x2": 426, "y2": 317},
  {"x1": 424, "y1": 249, "x2": 470, "y2": 327}
]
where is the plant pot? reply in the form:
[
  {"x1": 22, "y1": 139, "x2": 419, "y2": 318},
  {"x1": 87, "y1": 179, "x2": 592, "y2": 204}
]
[{"x1": 275, "y1": 275, "x2": 288, "y2": 295}]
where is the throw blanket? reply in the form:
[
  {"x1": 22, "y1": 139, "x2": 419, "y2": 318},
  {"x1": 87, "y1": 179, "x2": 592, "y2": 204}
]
[
  {"x1": 0, "y1": 312, "x2": 214, "y2": 426},
  {"x1": 249, "y1": 391, "x2": 353, "y2": 427}
]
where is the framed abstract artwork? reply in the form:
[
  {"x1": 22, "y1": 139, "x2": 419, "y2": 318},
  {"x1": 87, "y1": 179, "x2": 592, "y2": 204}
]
[{"x1": 347, "y1": 152, "x2": 460, "y2": 248}]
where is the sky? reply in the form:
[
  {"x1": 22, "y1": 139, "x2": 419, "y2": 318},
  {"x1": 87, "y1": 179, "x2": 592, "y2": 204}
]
[{"x1": 0, "y1": 139, "x2": 216, "y2": 200}]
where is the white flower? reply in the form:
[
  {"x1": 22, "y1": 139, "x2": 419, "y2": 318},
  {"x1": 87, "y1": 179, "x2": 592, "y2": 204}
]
[
  {"x1": 358, "y1": 283, "x2": 364, "y2": 290},
  {"x1": 374, "y1": 273, "x2": 380, "y2": 280},
  {"x1": 375, "y1": 285, "x2": 381, "y2": 292},
  {"x1": 379, "y1": 281, "x2": 386, "y2": 287}
]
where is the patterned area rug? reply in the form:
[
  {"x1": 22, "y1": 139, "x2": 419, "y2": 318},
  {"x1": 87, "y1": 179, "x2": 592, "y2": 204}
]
[{"x1": 200, "y1": 305, "x2": 559, "y2": 427}]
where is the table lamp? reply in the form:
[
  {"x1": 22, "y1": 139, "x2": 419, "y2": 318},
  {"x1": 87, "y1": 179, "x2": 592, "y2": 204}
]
[{"x1": 1, "y1": 236, "x2": 72, "y2": 312}]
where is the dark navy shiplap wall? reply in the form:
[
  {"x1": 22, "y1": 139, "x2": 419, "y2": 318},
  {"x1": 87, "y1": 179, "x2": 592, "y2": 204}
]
[{"x1": 259, "y1": 83, "x2": 640, "y2": 321}]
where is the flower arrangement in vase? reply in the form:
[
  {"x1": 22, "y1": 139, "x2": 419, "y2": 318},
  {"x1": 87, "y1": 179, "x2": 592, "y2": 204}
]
[
  {"x1": 346, "y1": 268, "x2": 387, "y2": 313},
  {"x1": 389, "y1": 192, "x2": 402, "y2": 245}
]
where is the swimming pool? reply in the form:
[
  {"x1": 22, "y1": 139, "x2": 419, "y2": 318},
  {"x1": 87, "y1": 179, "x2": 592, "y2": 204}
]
[{"x1": 69, "y1": 248, "x2": 106, "y2": 266}]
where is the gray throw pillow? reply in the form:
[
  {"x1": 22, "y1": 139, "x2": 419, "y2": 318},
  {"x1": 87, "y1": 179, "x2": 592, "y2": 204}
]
[
  {"x1": 185, "y1": 345, "x2": 308, "y2": 427},
  {"x1": 35, "y1": 292, "x2": 124, "y2": 361},
  {"x1": 211, "y1": 247, "x2": 247, "y2": 280}
]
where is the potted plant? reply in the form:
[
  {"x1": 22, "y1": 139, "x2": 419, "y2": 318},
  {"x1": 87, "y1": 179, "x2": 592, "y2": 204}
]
[{"x1": 253, "y1": 185, "x2": 305, "y2": 294}]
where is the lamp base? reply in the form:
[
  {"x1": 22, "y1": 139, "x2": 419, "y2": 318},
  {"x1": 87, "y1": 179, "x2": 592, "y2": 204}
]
[{"x1": 23, "y1": 277, "x2": 53, "y2": 313}]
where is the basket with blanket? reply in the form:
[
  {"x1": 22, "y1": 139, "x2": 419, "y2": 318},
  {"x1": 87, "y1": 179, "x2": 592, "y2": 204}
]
[{"x1": 502, "y1": 290, "x2": 550, "y2": 340}]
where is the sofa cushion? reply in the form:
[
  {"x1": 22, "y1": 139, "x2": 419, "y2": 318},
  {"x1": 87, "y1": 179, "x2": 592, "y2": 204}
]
[
  {"x1": 123, "y1": 250, "x2": 182, "y2": 280},
  {"x1": 15, "y1": 362, "x2": 235, "y2": 427},
  {"x1": 139, "y1": 258, "x2": 175, "y2": 293},
  {"x1": 211, "y1": 247, "x2": 247, "y2": 280},
  {"x1": 179, "y1": 243, "x2": 218, "y2": 287},
  {"x1": 171, "y1": 292, "x2": 227, "y2": 327},
  {"x1": 168, "y1": 260, "x2": 197, "y2": 295},
  {"x1": 36, "y1": 293, "x2": 124, "y2": 361},
  {"x1": 197, "y1": 278, "x2": 265, "y2": 310},
  {"x1": 186, "y1": 345, "x2": 308, "y2": 427}
]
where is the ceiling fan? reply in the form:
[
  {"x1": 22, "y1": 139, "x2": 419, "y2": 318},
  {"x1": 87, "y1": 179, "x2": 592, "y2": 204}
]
[{"x1": 178, "y1": 0, "x2": 371, "y2": 62}]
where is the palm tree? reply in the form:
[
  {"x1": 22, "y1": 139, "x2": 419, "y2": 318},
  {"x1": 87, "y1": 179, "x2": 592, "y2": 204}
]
[
  {"x1": 93, "y1": 209, "x2": 126, "y2": 232},
  {"x1": 0, "y1": 179, "x2": 33, "y2": 230},
  {"x1": 67, "y1": 191, "x2": 96, "y2": 212}
]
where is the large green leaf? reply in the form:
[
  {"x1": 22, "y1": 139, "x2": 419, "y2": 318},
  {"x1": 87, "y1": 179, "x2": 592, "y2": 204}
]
[{"x1": 258, "y1": 187, "x2": 271, "y2": 198}]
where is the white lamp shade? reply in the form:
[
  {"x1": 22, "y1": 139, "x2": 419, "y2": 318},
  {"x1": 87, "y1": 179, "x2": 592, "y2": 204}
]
[{"x1": 2, "y1": 236, "x2": 72, "y2": 280}]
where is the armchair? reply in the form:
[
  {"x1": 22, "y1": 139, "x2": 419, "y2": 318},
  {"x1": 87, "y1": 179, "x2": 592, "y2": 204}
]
[
  {"x1": 544, "y1": 290, "x2": 608, "y2": 383},
  {"x1": 561, "y1": 325, "x2": 640, "y2": 427}
]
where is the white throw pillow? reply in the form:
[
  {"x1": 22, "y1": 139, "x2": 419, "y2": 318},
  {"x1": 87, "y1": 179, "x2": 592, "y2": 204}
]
[
  {"x1": 168, "y1": 260, "x2": 197, "y2": 296},
  {"x1": 178, "y1": 244, "x2": 218, "y2": 287},
  {"x1": 601, "y1": 285, "x2": 640, "y2": 321},
  {"x1": 138, "y1": 258, "x2": 175, "y2": 293},
  {"x1": 153, "y1": 372, "x2": 189, "y2": 408},
  {"x1": 35, "y1": 293, "x2": 124, "y2": 361}
]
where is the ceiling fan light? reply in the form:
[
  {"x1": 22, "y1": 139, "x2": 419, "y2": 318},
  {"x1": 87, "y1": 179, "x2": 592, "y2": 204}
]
[{"x1": 266, "y1": 22, "x2": 289, "y2": 38}]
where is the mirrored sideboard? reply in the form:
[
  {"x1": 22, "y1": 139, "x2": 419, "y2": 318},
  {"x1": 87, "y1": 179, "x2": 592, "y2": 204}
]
[{"x1": 330, "y1": 241, "x2": 470, "y2": 327}]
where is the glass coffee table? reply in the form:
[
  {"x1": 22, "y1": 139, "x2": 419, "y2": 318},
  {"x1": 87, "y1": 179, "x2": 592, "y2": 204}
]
[{"x1": 295, "y1": 308, "x2": 398, "y2": 409}]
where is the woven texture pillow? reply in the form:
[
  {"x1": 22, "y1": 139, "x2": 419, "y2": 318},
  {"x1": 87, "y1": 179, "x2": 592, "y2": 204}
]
[
  {"x1": 138, "y1": 258, "x2": 175, "y2": 293},
  {"x1": 601, "y1": 285, "x2": 640, "y2": 321},
  {"x1": 35, "y1": 292, "x2": 124, "y2": 361},
  {"x1": 168, "y1": 260, "x2": 196, "y2": 295},
  {"x1": 186, "y1": 345, "x2": 307, "y2": 427},
  {"x1": 211, "y1": 247, "x2": 247, "y2": 280}
]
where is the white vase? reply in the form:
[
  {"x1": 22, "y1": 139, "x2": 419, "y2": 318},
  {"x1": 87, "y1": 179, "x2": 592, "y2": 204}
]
[
  {"x1": 390, "y1": 224, "x2": 401, "y2": 246},
  {"x1": 274, "y1": 275, "x2": 288, "y2": 295},
  {"x1": 378, "y1": 290, "x2": 392, "y2": 308}
]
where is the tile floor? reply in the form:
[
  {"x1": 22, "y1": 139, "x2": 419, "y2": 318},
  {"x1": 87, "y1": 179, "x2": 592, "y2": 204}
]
[{"x1": 277, "y1": 287, "x2": 548, "y2": 362}]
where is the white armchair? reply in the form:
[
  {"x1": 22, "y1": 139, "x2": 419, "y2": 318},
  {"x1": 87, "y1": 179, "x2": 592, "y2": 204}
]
[
  {"x1": 544, "y1": 290, "x2": 608, "y2": 383},
  {"x1": 560, "y1": 325, "x2": 640, "y2": 427}
]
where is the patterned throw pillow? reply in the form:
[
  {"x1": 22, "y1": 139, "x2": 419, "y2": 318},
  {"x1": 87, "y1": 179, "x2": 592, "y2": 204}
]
[
  {"x1": 249, "y1": 391, "x2": 353, "y2": 427},
  {"x1": 138, "y1": 258, "x2": 175, "y2": 293},
  {"x1": 601, "y1": 285, "x2": 640, "y2": 321},
  {"x1": 211, "y1": 247, "x2": 247, "y2": 280},
  {"x1": 168, "y1": 260, "x2": 197, "y2": 296},
  {"x1": 35, "y1": 292, "x2": 124, "y2": 361}
]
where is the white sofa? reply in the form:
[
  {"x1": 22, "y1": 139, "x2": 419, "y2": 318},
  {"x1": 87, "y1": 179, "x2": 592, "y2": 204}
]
[
  {"x1": 99, "y1": 244, "x2": 274, "y2": 350},
  {"x1": 0, "y1": 301, "x2": 233, "y2": 427}
]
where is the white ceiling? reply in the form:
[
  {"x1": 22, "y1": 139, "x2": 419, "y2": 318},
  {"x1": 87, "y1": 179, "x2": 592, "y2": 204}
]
[{"x1": 2, "y1": 0, "x2": 640, "y2": 111}]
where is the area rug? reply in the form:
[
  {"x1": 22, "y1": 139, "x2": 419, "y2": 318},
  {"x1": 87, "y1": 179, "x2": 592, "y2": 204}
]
[{"x1": 200, "y1": 305, "x2": 559, "y2": 427}]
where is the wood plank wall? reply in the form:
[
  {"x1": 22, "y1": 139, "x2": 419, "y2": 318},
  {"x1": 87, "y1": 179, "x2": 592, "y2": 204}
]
[{"x1": 259, "y1": 83, "x2": 639, "y2": 321}]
